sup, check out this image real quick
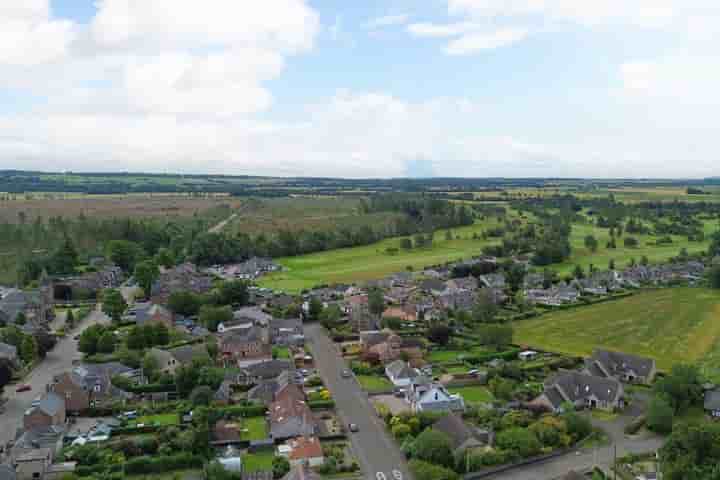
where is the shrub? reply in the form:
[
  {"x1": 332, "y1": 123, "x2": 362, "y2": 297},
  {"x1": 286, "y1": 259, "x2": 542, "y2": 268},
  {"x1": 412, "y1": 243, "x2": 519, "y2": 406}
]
[
  {"x1": 624, "y1": 415, "x2": 647, "y2": 435},
  {"x1": 409, "y1": 459, "x2": 459, "y2": 480}
]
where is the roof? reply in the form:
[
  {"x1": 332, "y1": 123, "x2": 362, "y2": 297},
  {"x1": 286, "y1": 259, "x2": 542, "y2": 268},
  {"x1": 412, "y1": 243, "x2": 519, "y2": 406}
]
[
  {"x1": 545, "y1": 371, "x2": 622, "y2": 406},
  {"x1": 282, "y1": 466, "x2": 323, "y2": 480},
  {"x1": 386, "y1": 360, "x2": 419, "y2": 380},
  {"x1": 433, "y1": 413, "x2": 484, "y2": 451},
  {"x1": 705, "y1": 389, "x2": 720, "y2": 411},
  {"x1": 169, "y1": 344, "x2": 210, "y2": 364},
  {"x1": 135, "y1": 303, "x2": 172, "y2": 325},
  {"x1": 242, "y1": 360, "x2": 292, "y2": 380},
  {"x1": 420, "y1": 279, "x2": 446, "y2": 292},
  {"x1": 36, "y1": 392, "x2": 64, "y2": 417},
  {"x1": 0, "y1": 342, "x2": 18, "y2": 359},
  {"x1": 234, "y1": 307, "x2": 273, "y2": 325},
  {"x1": 270, "y1": 384, "x2": 315, "y2": 439},
  {"x1": 0, "y1": 465, "x2": 16, "y2": 480},
  {"x1": 589, "y1": 349, "x2": 655, "y2": 378},
  {"x1": 287, "y1": 436, "x2": 323, "y2": 460}
]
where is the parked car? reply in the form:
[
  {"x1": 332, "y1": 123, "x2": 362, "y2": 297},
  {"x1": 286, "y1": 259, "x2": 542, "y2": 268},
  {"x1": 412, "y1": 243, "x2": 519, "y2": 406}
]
[
  {"x1": 348, "y1": 423, "x2": 359, "y2": 433},
  {"x1": 341, "y1": 369, "x2": 352, "y2": 378},
  {"x1": 15, "y1": 384, "x2": 31, "y2": 393}
]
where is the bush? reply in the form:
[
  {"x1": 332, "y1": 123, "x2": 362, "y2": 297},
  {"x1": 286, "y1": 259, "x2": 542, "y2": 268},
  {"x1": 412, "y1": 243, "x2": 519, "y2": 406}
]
[
  {"x1": 409, "y1": 459, "x2": 458, "y2": 480},
  {"x1": 214, "y1": 404, "x2": 267, "y2": 418},
  {"x1": 624, "y1": 415, "x2": 647, "y2": 435},
  {"x1": 410, "y1": 429, "x2": 454, "y2": 468},
  {"x1": 496, "y1": 427, "x2": 542, "y2": 458},
  {"x1": 124, "y1": 453, "x2": 203, "y2": 475},
  {"x1": 308, "y1": 400, "x2": 335, "y2": 410}
]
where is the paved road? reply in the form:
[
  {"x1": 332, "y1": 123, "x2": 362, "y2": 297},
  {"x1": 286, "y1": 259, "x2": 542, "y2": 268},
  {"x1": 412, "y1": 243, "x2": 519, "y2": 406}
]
[
  {"x1": 305, "y1": 324, "x2": 412, "y2": 480},
  {"x1": 0, "y1": 308, "x2": 109, "y2": 446}
]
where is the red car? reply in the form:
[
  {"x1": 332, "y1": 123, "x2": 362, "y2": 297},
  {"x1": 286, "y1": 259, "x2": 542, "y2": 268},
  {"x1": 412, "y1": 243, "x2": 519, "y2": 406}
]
[{"x1": 15, "y1": 384, "x2": 31, "y2": 393}]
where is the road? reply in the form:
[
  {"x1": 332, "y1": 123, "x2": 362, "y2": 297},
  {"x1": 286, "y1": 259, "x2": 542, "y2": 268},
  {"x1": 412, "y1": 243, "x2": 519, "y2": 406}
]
[
  {"x1": 208, "y1": 213, "x2": 238, "y2": 234},
  {"x1": 0, "y1": 308, "x2": 109, "y2": 446},
  {"x1": 305, "y1": 324, "x2": 412, "y2": 480}
]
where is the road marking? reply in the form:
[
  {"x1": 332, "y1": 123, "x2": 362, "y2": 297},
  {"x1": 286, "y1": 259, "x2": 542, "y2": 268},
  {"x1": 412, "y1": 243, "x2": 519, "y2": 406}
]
[
  {"x1": 392, "y1": 470, "x2": 402, "y2": 480},
  {"x1": 376, "y1": 473, "x2": 387, "y2": 480}
]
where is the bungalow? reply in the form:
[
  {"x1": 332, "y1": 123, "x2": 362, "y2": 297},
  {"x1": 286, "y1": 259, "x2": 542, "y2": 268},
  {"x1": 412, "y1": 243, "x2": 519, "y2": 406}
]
[
  {"x1": 419, "y1": 279, "x2": 446, "y2": 296},
  {"x1": 432, "y1": 413, "x2": 492, "y2": 456},
  {"x1": 51, "y1": 362, "x2": 139, "y2": 412},
  {"x1": 360, "y1": 330, "x2": 401, "y2": 363},
  {"x1": 585, "y1": 349, "x2": 657, "y2": 385},
  {"x1": 134, "y1": 303, "x2": 174, "y2": 329},
  {"x1": 150, "y1": 344, "x2": 211, "y2": 375},
  {"x1": 385, "y1": 360, "x2": 419, "y2": 388},
  {"x1": 151, "y1": 263, "x2": 213, "y2": 305},
  {"x1": 407, "y1": 377, "x2": 465, "y2": 413},
  {"x1": 14, "y1": 448, "x2": 52, "y2": 480},
  {"x1": 281, "y1": 436, "x2": 324, "y2": 467},
  {"x1": 269, "y1": 317, "x2": 304, "y2": 346},
  {"x1": 233, "y1": 306, "x2": 273, "y2": 327},
  {"x1": 269, "y1": 384, "x2": 316, "y2": 441},
  {"x1": 238, "y1": 360, "x2": 294, "y2": 385},
  {"x1": 533, "y1": 371, "x2": 624, "y2": 413},
  {"x1": 446, "y1": 276, "x2": 478, "y2": 292},
  {"x1": 219, "y1": 326, "x2": 272, "y2": 367}
]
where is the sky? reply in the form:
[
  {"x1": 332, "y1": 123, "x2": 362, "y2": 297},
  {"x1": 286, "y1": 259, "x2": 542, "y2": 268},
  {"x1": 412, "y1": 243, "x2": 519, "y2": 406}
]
[{"x1": 1, "y1": 0, "x2": 719, "y2": 178}]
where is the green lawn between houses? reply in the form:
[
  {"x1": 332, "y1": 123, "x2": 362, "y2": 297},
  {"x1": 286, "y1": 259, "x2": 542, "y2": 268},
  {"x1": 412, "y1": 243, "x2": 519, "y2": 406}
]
[
  {"x1": 242, "y1": 416, "x2": 269, "y2": 441},
  {"x1": 129, "y1": 413, "x2": 180, "y2": 427},
  {"x1": 447, "y1": 386, "x2": 494, "y2": 404},
  {"x1": 127, "y1": 469, "x2": 202, "y2": 480},
  {"x1": 356, "y1": 375, "x2": 394, "y2": 392},
  {"x1": 514, "y1": 288, "x2": 720, "y2": 379},
  {"x1": 242, "y1": 449, "x2": 275, "y2": 473}
]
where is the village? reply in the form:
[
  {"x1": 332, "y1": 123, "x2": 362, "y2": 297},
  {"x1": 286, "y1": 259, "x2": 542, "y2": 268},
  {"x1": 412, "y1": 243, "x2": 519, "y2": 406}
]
[{"x1": 0, "y1": 248, "x2": 717, "y2": 480}]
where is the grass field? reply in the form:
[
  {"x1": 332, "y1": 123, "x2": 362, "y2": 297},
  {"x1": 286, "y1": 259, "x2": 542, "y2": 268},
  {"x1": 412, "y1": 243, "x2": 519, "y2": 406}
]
[
  {"x1": 447, "y1": 386, "x2": 494, "y2": 404},
  {"x1": 427, "y1": 346, "x2": 492, "y2": 363},
  {"x1": 129, "y1": 413, "x2": 180, "y2": 427},
  {"x1": 242, "y1": 416, "x2": 269, "y2": 441},
  {"x1": 514, "y1": 288, "x2": 720, "y2": 374},
  {"x1": 258, "y1": 220, "x2": 503, "y2": 292},
  {"x1": 242, "y1": 449, "x2": 275, "y2": 473},
  {"x1": 357, "y1": 375, "x2": 394, "y2": 392}
]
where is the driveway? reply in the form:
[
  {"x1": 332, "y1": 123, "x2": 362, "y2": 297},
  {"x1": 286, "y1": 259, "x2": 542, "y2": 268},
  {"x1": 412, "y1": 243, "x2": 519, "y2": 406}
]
[
  {"x1": 0, "y1": 307, "x2": 110, "y2": 447},
  {"x1": 305, "y1": 323, "x2": 412, "y2": 480}
]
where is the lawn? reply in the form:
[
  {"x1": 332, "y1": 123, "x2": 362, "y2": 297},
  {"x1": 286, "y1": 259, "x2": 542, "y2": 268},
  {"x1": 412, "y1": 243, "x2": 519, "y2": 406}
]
[
  {"x1": 242, "y1": 449, "x2": 275, "y2": 473},
  {"x1": 127, "y1": 469, "x2": 202, "y2": 480},
  {"x1": 129, "y1": 413, "x2": 180, "y2": 427},
  {"x1": 257, "y1": 218, "x2": 505, "y2": 292},
  {"x1": 447, "y1": 386, "x2": 494, "y2": 404},
  {"x1": 241, "y1": 416, "x2": 269, "y2": 441},
  {"x1": 514, "y1": 288, "x2": 720, "y2": 373},
  {"x1": 273, "y1": 346, "x2": 291, "y2": 359},
  {"x1": 356, "y1": 375, "x2": 394, "y2": 392},
  {"x1": 428, "y1": 346, "x2": 493, "y2": 363}
]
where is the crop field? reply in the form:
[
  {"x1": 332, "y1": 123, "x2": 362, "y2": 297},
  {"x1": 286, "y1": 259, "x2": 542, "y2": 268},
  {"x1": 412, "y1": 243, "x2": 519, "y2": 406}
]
[
  {"x1": 257, "y1": 220, "x2": 503, "y2": 292},
  {"x1": 514, "y1": 288, "x2": 720, "y2": 375},
  {"x1": 226, "y1": 196, "x2": 403, "y2": 235},
  {"x1": 467, "y1": 186, "x2": 720, "y2": 203},
  {"x1": 0, "y1": 194, "x2": 242, "y2": 223}
]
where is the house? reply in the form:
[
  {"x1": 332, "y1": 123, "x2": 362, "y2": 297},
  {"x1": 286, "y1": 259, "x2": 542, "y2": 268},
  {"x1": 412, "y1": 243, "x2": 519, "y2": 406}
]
[
  {"x1": 151, "y1": 263, "x2": 213, "y2": 305},
  {"x1": 0, "y1": 283, "x2": 53, "y2": 327},
  {"x1": 238, "y1": 360, "x2": 293, "y2": 385},
  {"x1": 479, "y1": 273, "x2": 505, "y2": 290},
  {"x1": 432, "y1": 413, "x2": 492, "y2": 455},
  {"x1": 360, "y1": 330, "x2": 401, "y2": 363},
  {"x1": 347, "y1": 295, "x2": 377, "y2": 332},
  {"x1": 269, "y1": 384, "x2": 316, "y2": 441},
  {"x1": 385, "y1": 360, "x2": 419, "y2": 388},
  {"x1": 438, "y1": 290, "x2": 475, "y2": 311},
  {"x1": 382, "y1": 306, "x2": 417, "y2": 323},
  {"x1": 704, "y1": 389, "x2": 720, "y2": 418},
  {"x1": 419, "y1": 279, "x2": 446, "y2": 296},
  {"x1": 446, "y1": 277, "x2": 478, "y2": 292},
  {"x1": 0, "y1": 342, "x2": 19, "y2": 364},
  {"x1": 281, "y1": 436, "x2": 324, "y2": 467},
  {"x1": 230, "y1": 307, "x2": 273, "y2": 329},
  {"x1": 134, "y1": 303, "x2": 174, "y2": 328},
  {"x1": 51, "y1": 362, "x2": 140, "y2": 412},
  {"x1": 14, "y1": 448, "x2": 52, "y2": 480},
  {"x1": 533, "y1": 371, "x2": 624, "y2": 413},
  {"x1": 407, "y1": 377, "x2": 465, "y2": 413},
  {"x1": 11, "y1": 425, "x2": 65, "y2": 462},
  {"x1": 247, "y1": 371, "x2": 293, "y2": 406},
  {"x1": 269, "y1": 318, "x2": 304, "y2": 346},
  {"x1": 585, "y1": 349, "x2": 656, "y2": 385},
  {"x1": 23, "y1": 393, "x2": 66, "y2": 430},
  {"x1": 219, "y1": 326, "x2": 272, "y2": 367},
  {"x1": 150, "y1": 344, "x2": 210, "y2": 375}
]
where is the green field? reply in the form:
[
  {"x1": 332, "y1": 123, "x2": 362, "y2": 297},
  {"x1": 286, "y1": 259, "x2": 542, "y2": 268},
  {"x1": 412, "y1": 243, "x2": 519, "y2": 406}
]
[
  {"x1": 242, "y1": 449, "x2": 275, "y2": 473},
  {"x1": 258, "y1": 220, "x2": 502, "y2": 292},
  {"x1": 447, "y1": 386, "x2": 494, "y2": 404},
  {"x1": 241, "y1": 416, "x2": 269, "y2": 441},
  {"x1": 550, "y1": 221, "x2": 714, "y2": 277},
  {"x1": 129, "y1": 413, "x2": 180, "y2": 427},
  {"x1": 357, "y1": 375, "x2": 394, "y2": 392},
  {"x1": 514, "y1": 288, "x2": 720, "y2": 374}
]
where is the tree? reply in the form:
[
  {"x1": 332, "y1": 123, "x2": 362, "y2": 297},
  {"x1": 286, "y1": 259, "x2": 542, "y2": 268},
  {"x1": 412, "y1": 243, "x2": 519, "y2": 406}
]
[
  {"x1": 320, "y1": 304, "x2": 342, "y2": 329},
  {"x1": 660, "y1": 422, "x2": 720, "y2": 480},
  {"x1": 445, "y1": 230, "x2": 453, "y2": 241},
  {"x1": 272, "y1": 456, "x2": 291, "y2": 479},
  {"x1": 154, "y1": 248, "x2": 175, "y2": 268},
  {"x1": 142, "y1": 351, "x2": 160, "y2": 382},
  {"x1": 383, "y1": 316, "x2": 402, "y2": 330},
  {"x1": 647, "y1": 396, "x2": 674, "y2": 434},
  {"x1": 573, "y1": 265, "x2": 585, "y2": 279},
  {"x1": 101, "y1": 289, "x2": 127, "y2": 323},
  {"x1": 654, "y1": 364, "x2": 703, "y2": 413},
  {"x1": 409, "y1": 460, "x2": 458, "y2": 480},
  {"x1": 400, "y1": 238, "x2": 413, "y2": 250},
  {"x1": 134, "y1": 260, "x2": 159, "y2": 299},
  {"x1": 189, "y1": 385, "x2": 214, "y2": 406},
  {"x1": 562, "y1": 412, "x2": 592, "y2": 441},
  {"x1": 505, "y1": 263, "x2": 526, "y2": 293},
  {"x1": 542, "y1": 268, "x2": 556, "y2": 289},
  {"x1": 708, "y1": 265, "x2": 720, "y2": 289},
  {"x1": 472, "y1": 289, "x2": 498, "y2": 323},
  {"x1": 608, "y1": 259, "x2": 615, "y2": 270},
  {"x1": 126, "y1": 326, "x2": 146, "y2": 350},
  {"x1": 411, "y1": 429, "x2": 454, "y2": 468},
  {"x1": 97, "y1": 331, "x2": 117, "y2": 354},
  {"x1": 78, "y1": 324, "x2": 105, "y2": 355},
  {"x1": 218, "y1": 280, "x2": 249, "y2": 306},
  {"x1": 477, "y1": 324, "x2": 513, "y2": 350},
  {"x1": 624, "y1": 236, "x2": 639, "y2": 248},
  {"x1": 20, "y1": 335, "x2": 38, "y2": 363},
  {"x1": 168, "y1": 291, "x2": 201, "y2": 317},
  {"x1": 14, "y1": 312, "x2": 26, "y2": 325},
  {"x1": 307, "y1": 297, "x2": 323, "y2": 322},
  {"x1": 584, "y1": 234, "x2": 599, "y2": 252},
  {"x1": 149, "y1": 323, "x2": 170, "y2": 346},
  {"x1": 65, "y1": 309, "x2": 75, "y2": 329},
  {"x1": 368, "y1": 288, "x2": 385, "y2": 317},
  {"x1": 199, "y1": 305, "x2": 232, "y2": 332},
  {"x1": 1, "y1": 326, "x2": 24, "y2": 349},
  {"x1": 427, "y1": 325, "x2": 452, "y2": 346},
  {"x1": 496, "y1": 427, "x2": 542, "y2": 458},
  {"x1": 175, "y1": 363, "x2": 200, "y2": 397},
  {"x1": 50, "y1": 236, "x2": 79, "y2": 274},
  {"x1": 107, "y1": 240, "x2": 143, "y2": 272},
  {"x1": 640, "y1": 255, "x2": 649, "y2": 266},
  {"x1": 0, "y1": 359, "x2": 13, "y2": 394}
]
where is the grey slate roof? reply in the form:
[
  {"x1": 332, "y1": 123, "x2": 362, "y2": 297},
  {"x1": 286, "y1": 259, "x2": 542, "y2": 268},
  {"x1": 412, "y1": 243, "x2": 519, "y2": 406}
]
[
  {"x1": 588, "y1": 349, "x2": 655, "y2": 379},
  {"x1": 37, "y1": 392, "x2": 64, "y2": 417},
  {"x1": 169, "y1": 344, "x2": 210, "y2": 364},
  {"x1": 432, "y1": 413, "x2": 485, "y2": 451},
  {"x1": 241, "y1": 360, "x2": 292, "y2": 380},
  {"x1": 704, "y1": 389, "x2": 720, "y2": 411},
  {"x1": 544, "y1": 371, "x2": 622, "y2": 408}
]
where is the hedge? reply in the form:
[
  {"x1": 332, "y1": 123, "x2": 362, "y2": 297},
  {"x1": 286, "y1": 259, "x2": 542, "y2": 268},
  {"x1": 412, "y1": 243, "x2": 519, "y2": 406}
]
[
  {"x1": 309, "y1": 400, "x2": 335, "y2": 410},
  {"x1": 464, "y1": 348, "x2": 522, "y2": 365},
  {"x1": 76, "y1": 463, "x2": 123, "y2": 477},
  {"x1": 124, "y1": 453, "x2": 204, "y2": 475},
  {"x1": 215, "y1": 404, "x2": 267, "y2": 418},
  {"x1": 126, "y1": 383, "x2": 177, "y2": 394},
  {"x1": 111, "y1": 425, "x2": 160, "y2": 436}
]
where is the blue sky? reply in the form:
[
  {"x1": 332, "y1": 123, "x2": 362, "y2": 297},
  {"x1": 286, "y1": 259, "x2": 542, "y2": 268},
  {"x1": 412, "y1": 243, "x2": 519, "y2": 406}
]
[{"x1": 0, "y1": 0, "x2": 718, "y2": 178}]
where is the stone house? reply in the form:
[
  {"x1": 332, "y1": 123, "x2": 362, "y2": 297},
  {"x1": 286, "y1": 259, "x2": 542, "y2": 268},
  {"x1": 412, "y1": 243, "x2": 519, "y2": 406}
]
[
  {"x1": 269, "y1": 384, "x2": 316, "y2": 441},
  {"x1": 219, "y1": 326, "x2": 271, "y2": 367},
  {"x1": 23, "y1": 393, "x2": 66, "y2": 430}
]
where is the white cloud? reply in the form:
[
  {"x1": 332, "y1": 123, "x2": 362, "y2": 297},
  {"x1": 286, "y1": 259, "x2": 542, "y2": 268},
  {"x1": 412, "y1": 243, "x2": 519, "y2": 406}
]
[
  {"x1": 407, "y1": 22, "x2": 480, "y2": 38},
  {"x1": 364, "y1": 14, "x2": 410, "y2": 30},
  {"x1": 0, "y1": 1, "x2": 76, "y2": 66},
  {"x1": 445, "y1": 28, "x2": 529, "y2": 54}
]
